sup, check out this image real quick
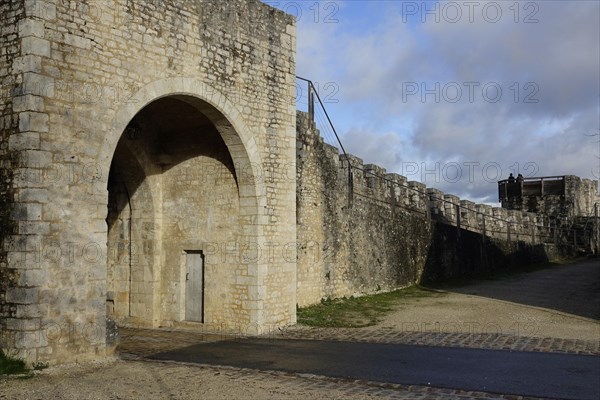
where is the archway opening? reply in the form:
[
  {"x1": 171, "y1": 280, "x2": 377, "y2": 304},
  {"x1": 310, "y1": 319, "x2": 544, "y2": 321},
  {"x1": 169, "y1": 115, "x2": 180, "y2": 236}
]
[{"x1": 106, "y1": 96, "x2": 241, "y2": 328}]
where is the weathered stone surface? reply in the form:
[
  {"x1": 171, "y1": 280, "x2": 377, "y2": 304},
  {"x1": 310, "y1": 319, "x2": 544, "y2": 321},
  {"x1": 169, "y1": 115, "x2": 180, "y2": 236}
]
[
  {"x1": 20, "y1": 37, "x2": 50, "y2": 57},
  {"x1": 295, "y1": 110, "x2": 589, "y2": 296},
  {"x1": 296, "y1": 113, "x2": 432, "y2": 306},
  {"x1": 1, "y1": 0, "x2": 595, "y2": 368},
  {"x1": 499, "y1": 175, "x2": 600, "y2": 253},
  {"x1": 2, "y1": 0, "x2": 296, "y2": 365}
]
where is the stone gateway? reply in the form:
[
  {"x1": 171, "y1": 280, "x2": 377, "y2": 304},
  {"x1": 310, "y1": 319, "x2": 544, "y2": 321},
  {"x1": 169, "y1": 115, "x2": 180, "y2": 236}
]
[
  {"x1": 2, "y1": 1, "x2": 598, "y2": 366},
  {"x1": 1, "y1": 0, "x2": 297, "y2": 363}
]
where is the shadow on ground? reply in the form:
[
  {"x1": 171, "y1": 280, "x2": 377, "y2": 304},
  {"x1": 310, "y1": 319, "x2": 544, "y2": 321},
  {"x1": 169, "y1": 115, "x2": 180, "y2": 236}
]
[{"x1": 431, "y1": 258, "x2": 600, "y2": 320}]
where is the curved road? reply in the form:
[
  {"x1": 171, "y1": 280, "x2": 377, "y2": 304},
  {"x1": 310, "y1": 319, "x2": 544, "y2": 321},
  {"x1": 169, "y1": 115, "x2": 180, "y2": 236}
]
[
  {"x1": 121, "y1": 258, "x2": 600, "y2": 399},
  {"x1": 149, "y1": 338, "x2": 599, "y2": 400}
]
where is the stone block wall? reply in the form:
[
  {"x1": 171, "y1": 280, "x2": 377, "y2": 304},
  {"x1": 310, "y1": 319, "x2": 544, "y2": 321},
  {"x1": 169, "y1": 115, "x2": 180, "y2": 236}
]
[
  {"x1": 296, "y1": 114, "x2": 431, "y2": 305},
  {"x1": 297, "y1": 113, "x2": 431, "y2": 306},
  {"x1": 296, "y1": 111, "x2": 566, "y2": 306},
  {"x1": 566, "y1": 176, "x2": 599, "y2": 217},
  {"x1": 1, "y1": 0, "x2": 297, "y2": 365},
  {"x1": 501, "y1": 175, "x2": 599, "y2": 218},
  {"x1": 1, "y1": 0, "x2": 37, "y2": 363}
]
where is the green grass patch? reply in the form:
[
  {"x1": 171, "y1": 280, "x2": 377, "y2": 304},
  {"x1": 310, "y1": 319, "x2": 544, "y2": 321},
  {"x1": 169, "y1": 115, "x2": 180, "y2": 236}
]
[
  {"x1": 0, "y1": 350, "x2": 29, "y2": 376},
  {"x1": 297, "y1": 285, "x2": 445, "y2": 328}
]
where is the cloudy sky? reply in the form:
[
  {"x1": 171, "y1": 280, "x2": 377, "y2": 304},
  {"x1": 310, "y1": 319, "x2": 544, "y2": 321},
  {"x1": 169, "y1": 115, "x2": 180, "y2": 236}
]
[{"x1": 266, "y1": 0, "x2": 600, "y2": 204}]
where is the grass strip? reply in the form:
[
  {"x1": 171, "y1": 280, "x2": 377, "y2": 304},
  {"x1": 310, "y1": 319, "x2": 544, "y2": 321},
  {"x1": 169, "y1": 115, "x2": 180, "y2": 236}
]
[{"x1": 297, "y1": 285, "x2": 444, "y2": 328}]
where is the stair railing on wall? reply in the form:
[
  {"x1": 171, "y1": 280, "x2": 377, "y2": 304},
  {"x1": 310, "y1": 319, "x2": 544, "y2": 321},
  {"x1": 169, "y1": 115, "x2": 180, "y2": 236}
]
[{"x1": 296, "y1": 76, "x2": 559, "y2": 247}]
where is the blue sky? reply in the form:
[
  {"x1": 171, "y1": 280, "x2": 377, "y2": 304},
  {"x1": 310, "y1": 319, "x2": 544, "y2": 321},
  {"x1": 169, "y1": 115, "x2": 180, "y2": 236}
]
[{"x1": 265, "y1": 0, "x2": 600, "y2": 204}]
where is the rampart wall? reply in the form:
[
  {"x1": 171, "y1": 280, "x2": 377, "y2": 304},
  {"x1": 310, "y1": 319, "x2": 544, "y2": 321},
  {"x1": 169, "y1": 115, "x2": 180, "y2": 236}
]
[{"x1": 296, "y1": 112, "x2": 565, "y2": 305}]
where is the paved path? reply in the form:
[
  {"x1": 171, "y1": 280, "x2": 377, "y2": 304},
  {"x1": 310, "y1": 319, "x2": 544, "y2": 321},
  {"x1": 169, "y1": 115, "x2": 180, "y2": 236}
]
[
  {"x1": 3, "y1": 261, "x2": 598, "y2": 399},
  {"x1": 446, "y1": 257, "x2": 600, "y2": 320},
  {"x1": 116, "y1": 258, "x2": 600, "y2": 399},
  {"x1": 274, "y1": 326, "x2": 600, "y2": 355},
  {"x1": 145, "y1": 338, "x2": 600, "y2": 400}
]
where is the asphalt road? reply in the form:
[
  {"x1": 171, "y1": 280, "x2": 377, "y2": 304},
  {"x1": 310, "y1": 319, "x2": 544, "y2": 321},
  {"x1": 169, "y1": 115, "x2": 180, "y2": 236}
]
[
  {"x1": 149, "y1": 338, "x2": 600, "y2": 400},
  {"x1": 121, "y1": 260, "x2": 600, "y2": 398}
]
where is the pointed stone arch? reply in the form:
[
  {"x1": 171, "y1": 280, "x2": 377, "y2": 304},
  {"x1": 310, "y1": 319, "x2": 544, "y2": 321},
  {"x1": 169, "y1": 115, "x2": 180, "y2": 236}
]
[
  {"x1": 99, "y1": 77, "x2": 268, "y2": 329},
  {"x1": 99, "y1": 77, "x2": 266, "y2": 207}
]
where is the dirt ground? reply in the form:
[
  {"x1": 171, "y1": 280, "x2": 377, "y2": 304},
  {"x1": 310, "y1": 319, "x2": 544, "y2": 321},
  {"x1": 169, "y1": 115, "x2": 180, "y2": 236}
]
[
  {"x1": 1, "y1": 259, "x2": 598, "y2": 399},
  {"x1": 367, "y1": 286, "x2": 599, "y2": 342},
  {"x1": 0, "y1": 359, "x2": 388, "y2": 400},
  {"x1": 371, "y1": 258, "x2": 599, "y2": 341}
]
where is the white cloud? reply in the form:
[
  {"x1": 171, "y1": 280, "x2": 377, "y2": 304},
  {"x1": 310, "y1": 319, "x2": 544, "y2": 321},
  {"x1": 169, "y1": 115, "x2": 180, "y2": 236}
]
[{"x1": 290, "y1": 0, "x2": 600, "y2": 202}]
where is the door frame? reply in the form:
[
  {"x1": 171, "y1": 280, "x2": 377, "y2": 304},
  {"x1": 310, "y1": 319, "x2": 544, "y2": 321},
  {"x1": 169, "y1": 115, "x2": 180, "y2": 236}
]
[{"x1": 181, "y1": 249, "x2": 205, "y2": 323}]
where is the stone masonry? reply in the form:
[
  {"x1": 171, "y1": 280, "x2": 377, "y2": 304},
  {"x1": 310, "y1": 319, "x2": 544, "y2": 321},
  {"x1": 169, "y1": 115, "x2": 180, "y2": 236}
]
[
  {"x1": 499, "y1": 175, "x2": 599, "y2": 218},
  {"x1": 1, "y1": 0, "x2": 297, "y2": 364},
  {"x1": 499, "y1": 175, "x2": 600, "y2": 254},
  {"x1": 295, "y1": 112, "x2": 590, "y2": 304},
  {"x1": 1, "y1": 1, "x2": 596, "y2": 367}
]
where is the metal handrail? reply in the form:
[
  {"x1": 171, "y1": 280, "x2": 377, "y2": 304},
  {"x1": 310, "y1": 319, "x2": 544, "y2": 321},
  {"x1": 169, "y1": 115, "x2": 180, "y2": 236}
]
[
  {"x1": 295, "y1": 76, "x2": 553, "y2": 242},
  {"x1": 498, "y1": 175, "x2": 566, "y2": 201},
  {"x1": 498, "y1": 175, "x2": 565, "y2": 185},
  {"x1": 296, "y1": 76, "x2": 349, "y2": 161}
]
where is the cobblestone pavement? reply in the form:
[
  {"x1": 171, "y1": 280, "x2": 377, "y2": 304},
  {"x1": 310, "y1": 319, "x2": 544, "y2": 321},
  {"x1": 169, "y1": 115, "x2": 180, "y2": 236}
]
[
  {"x1": 118, "y1": 327, "x2": 227, "y2": 357},
  {"x1": 270, "y1": 325, "x2": 600, "y2": 355},
  {"x1": 119, "y1": 324, "x2": 600, "y2": 357},
  {"x1": 136, "y1": 360, "x2": 556, "y2": 400},
  {"x1": 116, "y1": 327, "x2": 583, "y2": 400},
  {"x1": 116, "y1": 328, "x2": 566, "y2": 399}
]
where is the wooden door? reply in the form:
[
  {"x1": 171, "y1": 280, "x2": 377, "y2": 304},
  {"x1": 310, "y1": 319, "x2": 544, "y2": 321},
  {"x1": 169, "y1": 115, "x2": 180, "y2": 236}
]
[{"x1": 185, "y1": 251, "x2": 204, "y2": 322}]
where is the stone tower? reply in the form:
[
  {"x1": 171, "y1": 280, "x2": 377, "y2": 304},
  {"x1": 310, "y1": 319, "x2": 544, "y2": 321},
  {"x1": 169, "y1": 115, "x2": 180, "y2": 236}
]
[{"x1": 1, "y1": 0, "x2": 297, "y2": 364}]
